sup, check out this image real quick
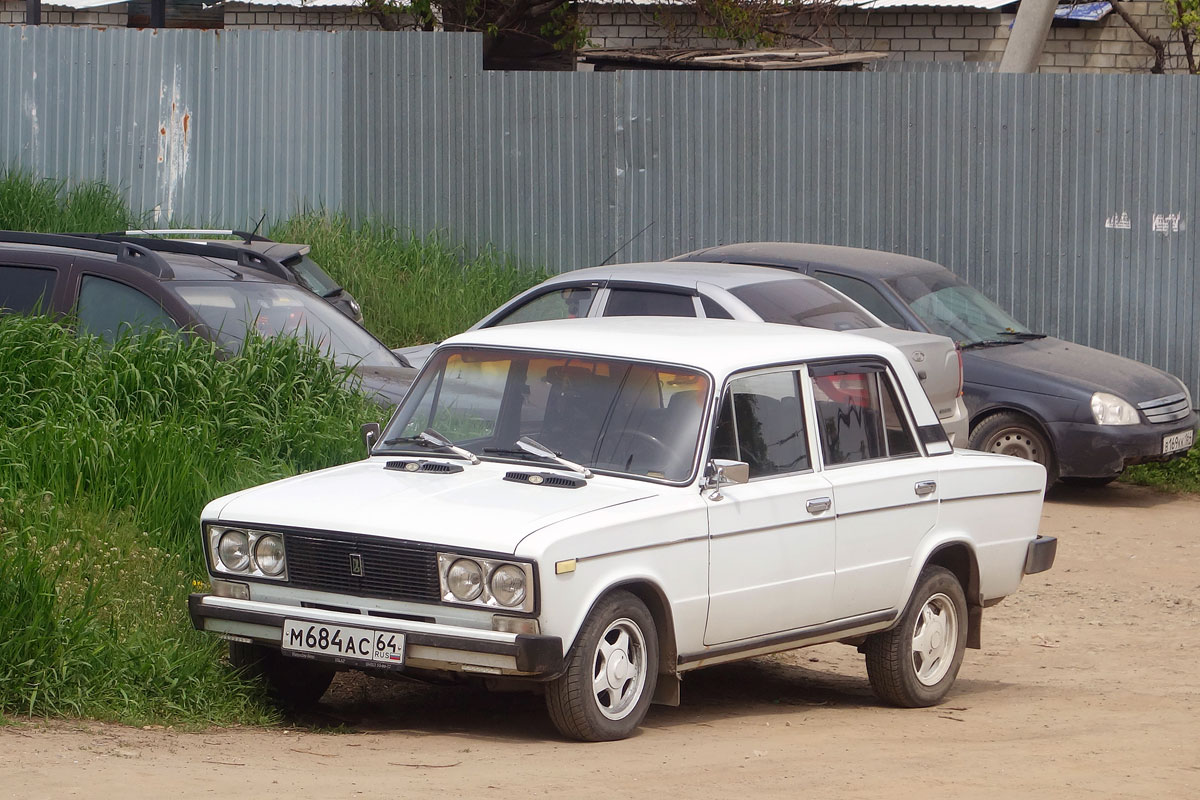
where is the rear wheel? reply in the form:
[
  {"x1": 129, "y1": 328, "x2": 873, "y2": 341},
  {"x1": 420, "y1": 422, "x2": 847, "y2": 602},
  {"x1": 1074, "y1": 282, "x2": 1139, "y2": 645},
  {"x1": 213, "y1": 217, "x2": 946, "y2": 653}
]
[
  {"x1": 969, "y1": 411, "x2": 1058, "y2": 485},
  {"x1": 229, "y1": 641, "x2": 335, "y2": 710},
  {"x1": 545, "y1": 591, "x2": 658, "y2": 742},
  {"x1": 864, "y1": 566, "x2": 968, "y2": 708}
]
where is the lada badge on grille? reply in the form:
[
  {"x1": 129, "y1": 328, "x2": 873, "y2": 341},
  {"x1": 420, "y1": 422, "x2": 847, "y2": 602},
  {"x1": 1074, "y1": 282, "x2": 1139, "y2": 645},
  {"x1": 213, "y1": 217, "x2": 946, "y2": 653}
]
[{"x1": 349, "y1": 554, "x2": 365, "y2": 577}]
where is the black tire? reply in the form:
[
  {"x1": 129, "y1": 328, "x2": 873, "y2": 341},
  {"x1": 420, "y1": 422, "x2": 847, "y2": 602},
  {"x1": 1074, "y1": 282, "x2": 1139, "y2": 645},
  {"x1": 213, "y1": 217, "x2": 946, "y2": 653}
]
[
  {"x1": 229, "y1": 641, "x2": 335, "y2": 710},
  {"x1": 1060, "y1": 475, "x2": 1120, "y2": 488},
  {"x1": 545, "y1": 590, "x2": 659, "y2": 742},
  {"x1": 968, "y1": 411, "x2": 1059, "y2": 486},
  {"x1": 864, "y1": 566, "x2": 968, "y2": 708}
]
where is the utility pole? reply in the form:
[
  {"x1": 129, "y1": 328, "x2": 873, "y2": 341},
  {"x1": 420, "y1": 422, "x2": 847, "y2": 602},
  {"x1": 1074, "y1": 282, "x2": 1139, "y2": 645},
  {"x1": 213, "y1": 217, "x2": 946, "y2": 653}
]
[
  {"x1": 998, "y1": 0, "x2": 1057, "y2": 73},
  {"x1": 26, "y1": 0, "x2": 41, "y2": 25}
]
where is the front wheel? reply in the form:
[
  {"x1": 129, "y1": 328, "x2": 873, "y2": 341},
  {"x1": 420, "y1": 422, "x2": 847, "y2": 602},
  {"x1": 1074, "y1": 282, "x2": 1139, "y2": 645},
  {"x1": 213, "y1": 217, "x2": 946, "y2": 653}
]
[
  {"x1": 968, "y1": 411, "x2": 1058, "y2": 486},
  {"x1": 545, "y1": 590, "x2": 659, "y2": 741},
  {"x1": 864, "y1": 566, "x2": 968, "y2": 708}
]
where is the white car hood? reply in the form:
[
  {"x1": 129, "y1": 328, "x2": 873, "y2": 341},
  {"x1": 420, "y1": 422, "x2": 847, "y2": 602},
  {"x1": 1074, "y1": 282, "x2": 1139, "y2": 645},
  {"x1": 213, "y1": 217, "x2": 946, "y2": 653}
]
[{"x1": 209, "y1": 458, "x2": 659, "y2": 555}]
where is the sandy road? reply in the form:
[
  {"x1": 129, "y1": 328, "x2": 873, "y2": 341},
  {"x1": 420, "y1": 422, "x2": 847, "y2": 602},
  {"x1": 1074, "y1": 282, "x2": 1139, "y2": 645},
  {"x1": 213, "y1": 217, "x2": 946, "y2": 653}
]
[{"x1": 3, "y1": 483, "x2": 1198, "y2": 799}]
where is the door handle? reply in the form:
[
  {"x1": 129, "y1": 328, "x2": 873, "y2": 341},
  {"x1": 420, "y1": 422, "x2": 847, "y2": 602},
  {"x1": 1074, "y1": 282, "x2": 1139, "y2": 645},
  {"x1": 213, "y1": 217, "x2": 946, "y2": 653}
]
[
  {"x1": 915, "y1": 480, "x2": 937, "y2": 496},
  {"x1": 806, "y1": 497, "x2": 832, "y2": 514}
]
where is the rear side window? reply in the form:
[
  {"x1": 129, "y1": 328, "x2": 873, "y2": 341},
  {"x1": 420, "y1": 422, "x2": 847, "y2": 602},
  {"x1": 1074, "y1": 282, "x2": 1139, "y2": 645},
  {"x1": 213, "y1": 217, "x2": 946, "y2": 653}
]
[
  {"x1": 77, "y1": 275, "x2": 178, "y2": 343},
  {"x1": 493, "y1": 286, "x2": 597, "y2": 326},
  {"x1": 812, "y1": 270, "x2": 909, "y2": 329},
  {"x1": 729, "y1": 279, "x2": 878, "y2": 331},
  {"x1": 700, "y1": 295, "x2": 735, "y2": 319},
  {"x1": 603, "y1": 289, "x2": 696, "y2": 318},
  {"x1": 810, "y1": 362, "x2": 919, "y2": 466},
  {"x1": 0, "y1": 265, "x2": 57, "y2": 313}
]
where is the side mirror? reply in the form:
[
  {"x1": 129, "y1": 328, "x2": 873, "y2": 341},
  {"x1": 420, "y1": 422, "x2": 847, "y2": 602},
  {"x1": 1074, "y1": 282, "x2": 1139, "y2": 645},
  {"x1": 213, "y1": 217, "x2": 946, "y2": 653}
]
[
  {"x1": 360, "y1": 422, "x2": 381, "y2": 455},
  {"x1": 704, "y1": 458, "x2": 749, "y2": 500}
]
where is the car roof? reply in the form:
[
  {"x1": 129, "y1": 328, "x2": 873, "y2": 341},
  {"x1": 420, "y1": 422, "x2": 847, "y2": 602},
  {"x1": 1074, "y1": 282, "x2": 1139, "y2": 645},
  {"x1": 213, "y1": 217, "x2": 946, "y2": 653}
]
[
  {"x1": 442, "y1": 316, "x2": 901, "y2": 378},
  {"x1": 538, "y1": 260, "x2": 829, "y2": 291},
  {"x1": 681, "y1": 242, "x2": 950, "y2": 281},
  {"x1": 0, "y1": 238, "x2": 294, "y2": 285}
]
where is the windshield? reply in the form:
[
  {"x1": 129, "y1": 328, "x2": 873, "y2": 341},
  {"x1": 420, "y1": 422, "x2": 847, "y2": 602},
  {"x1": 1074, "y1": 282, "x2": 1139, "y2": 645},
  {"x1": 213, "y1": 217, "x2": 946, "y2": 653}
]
[
  {"x1": 888, "y1": 270, "x2": 1030, "y2": 346},
  {"x1": 381, "y1": 348, "x2": 711, "y2": 482},
  {"x1": 729, "y1": 279, "x2": 880, "y2": 331},
  {"x1": 173, "y1": 282, "x2": 398, "y2": 368}
]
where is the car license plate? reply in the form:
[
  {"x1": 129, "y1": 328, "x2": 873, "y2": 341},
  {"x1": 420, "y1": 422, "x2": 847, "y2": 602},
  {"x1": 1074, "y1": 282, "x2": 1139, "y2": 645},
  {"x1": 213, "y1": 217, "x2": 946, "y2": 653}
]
[
  {"x1": 282, "y1": 620, "x2": 405, "y2": 665},
  {"x1": 1163, "y1": 429, "x2": 1194, "y2": 455}
]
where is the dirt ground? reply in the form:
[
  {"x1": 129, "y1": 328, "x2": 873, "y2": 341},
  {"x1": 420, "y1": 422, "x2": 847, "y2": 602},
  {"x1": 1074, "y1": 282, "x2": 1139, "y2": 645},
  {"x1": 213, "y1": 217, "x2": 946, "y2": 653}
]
[{"x1": 3, "y1": 483, "x2": 1198, "y2": 799}]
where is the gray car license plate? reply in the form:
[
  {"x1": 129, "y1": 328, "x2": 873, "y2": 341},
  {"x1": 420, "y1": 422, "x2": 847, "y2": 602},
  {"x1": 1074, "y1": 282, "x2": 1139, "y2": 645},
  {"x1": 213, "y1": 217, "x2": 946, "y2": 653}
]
[{"x1": 282, "y1": 620, "x2": 405, "y2": 665}]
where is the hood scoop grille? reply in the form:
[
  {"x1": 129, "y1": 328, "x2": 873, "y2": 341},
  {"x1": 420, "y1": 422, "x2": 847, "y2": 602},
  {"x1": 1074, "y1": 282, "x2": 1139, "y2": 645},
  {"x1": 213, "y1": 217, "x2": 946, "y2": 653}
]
[
  {"x1": 385, "y1": 459, "x2": 465, "y2": 474},
  {"x1": 504, "y1": 470, "x2": 586, "y2": 489}
]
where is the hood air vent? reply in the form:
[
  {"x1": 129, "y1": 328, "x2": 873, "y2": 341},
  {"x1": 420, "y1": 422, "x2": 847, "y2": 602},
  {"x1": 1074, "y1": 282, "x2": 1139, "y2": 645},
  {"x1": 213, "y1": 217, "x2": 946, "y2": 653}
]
[
  {"x1": 385, "y1": 459, "x2": 465, "y2": 474},
  {"x1": 504, "y1": 471, "x2": 586, "y2": 489}
]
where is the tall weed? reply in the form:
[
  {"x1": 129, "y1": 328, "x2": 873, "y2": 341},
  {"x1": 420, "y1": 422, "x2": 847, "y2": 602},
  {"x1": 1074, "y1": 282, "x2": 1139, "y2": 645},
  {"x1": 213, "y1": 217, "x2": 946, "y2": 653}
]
[
  {"x1": 0, "y1": 315, "x2": 379, "y2": 722},
  {"x1": 0, "y1": 168, "x2": 136, "y2": 232}
]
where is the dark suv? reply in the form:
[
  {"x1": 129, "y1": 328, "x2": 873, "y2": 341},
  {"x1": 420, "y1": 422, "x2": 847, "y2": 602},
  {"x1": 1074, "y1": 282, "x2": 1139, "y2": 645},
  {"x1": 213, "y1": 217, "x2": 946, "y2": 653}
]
[
  {"x1": 0, "y1": 231, "x2": 413, "y2": 406},
  {"x1": 84, "y1": 229, "x2": 364, "y2": 323}
]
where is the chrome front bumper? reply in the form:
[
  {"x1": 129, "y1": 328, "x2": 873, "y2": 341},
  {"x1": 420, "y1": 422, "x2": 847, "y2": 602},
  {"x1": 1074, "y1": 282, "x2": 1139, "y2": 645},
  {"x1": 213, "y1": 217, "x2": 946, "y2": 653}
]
[{"x1": 188, "y1": 593, "x2": 563, "y2": 677}]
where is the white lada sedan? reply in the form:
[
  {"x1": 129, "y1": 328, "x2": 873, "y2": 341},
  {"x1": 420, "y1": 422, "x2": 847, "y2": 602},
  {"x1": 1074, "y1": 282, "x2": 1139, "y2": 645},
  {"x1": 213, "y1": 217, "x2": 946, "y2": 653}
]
[{"x1": 190, "y1": 318, "x2": 1056, "y2": 741}]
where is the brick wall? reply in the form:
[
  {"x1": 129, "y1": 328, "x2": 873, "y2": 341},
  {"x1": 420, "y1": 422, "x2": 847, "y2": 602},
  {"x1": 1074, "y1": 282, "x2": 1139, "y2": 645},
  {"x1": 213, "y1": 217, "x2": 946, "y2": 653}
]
[
  {"x1": 1, "y1": 1, "x2": 127, "y2": 25},
  {"x1": 578, "y1": 2, "x2": 1193, "y2": 74},
  {"x1": 222, "y1": 3, "x2": 385, "y2": 31}
]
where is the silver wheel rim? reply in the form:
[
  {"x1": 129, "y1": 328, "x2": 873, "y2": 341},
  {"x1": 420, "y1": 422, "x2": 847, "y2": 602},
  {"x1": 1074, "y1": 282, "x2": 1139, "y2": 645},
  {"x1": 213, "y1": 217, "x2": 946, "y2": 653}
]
[
  {"x1": 984, "y1": 426, "x2": 1046, "y2": 465},
  {"x1": 911, "y1": 593, "x2": 958, "y2": 686},
  {"x1": 591, "y1": 617, "x2": 648, "y2": 721}
]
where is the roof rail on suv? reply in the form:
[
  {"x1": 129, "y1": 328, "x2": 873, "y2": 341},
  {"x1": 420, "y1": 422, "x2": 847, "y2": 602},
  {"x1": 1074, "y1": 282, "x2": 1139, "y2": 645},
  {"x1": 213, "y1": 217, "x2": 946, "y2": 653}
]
[
  {"x1": 118, "y1": 228, "x2": 273, "y2": 244},
  {"x1": 0, "y1": 231, "x2": 174, "y2": 279},
  {"x1": 66, "y1": 233, "x2": 292, "y2": 282}
]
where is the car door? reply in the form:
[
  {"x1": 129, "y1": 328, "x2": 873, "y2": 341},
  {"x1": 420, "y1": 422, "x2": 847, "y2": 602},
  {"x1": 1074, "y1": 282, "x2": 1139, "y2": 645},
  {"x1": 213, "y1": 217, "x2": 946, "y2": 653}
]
[
  {"x1": 807, "y1": 359, "x2": 940, "y2": 618},
  {"x1": 703, "y1": 367, "x2": 836, "y2": 645},
  {"x1": 71, "y1": 273, "x2": 183, "y2": 343}
]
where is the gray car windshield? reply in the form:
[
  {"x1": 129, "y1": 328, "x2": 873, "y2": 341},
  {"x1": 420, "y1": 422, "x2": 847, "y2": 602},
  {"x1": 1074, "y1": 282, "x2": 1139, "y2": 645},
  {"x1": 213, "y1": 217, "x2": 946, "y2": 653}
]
[
  {"x1": 173, "y1": 282, "x2": 398, "y2": 368},
  {"x1": 888, "y1": 271, "x2": 1030, "y2": 345},
  {"x1": 729, "y1": 279, "x2": 880, "y2": 331},
  {"x1": 383, "y1": 348, "x2": 710, "y2": 482}
]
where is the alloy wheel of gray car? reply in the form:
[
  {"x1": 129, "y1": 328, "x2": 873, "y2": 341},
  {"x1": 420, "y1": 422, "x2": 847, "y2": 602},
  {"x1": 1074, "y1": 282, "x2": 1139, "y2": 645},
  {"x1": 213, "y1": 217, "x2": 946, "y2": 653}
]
[
  {"x1": 968, "y1": 411, "x2": 1059, "y2": 485},
  {"x1": 546, "y1": 590, "x2": 659, "y2": 742}
]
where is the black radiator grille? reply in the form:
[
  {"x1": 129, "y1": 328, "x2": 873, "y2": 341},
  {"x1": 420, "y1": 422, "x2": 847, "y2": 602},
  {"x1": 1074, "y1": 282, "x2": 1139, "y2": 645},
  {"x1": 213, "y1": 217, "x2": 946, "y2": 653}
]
[{"x1": 284, "y1": 532, "x2": 442, "y2": 603}]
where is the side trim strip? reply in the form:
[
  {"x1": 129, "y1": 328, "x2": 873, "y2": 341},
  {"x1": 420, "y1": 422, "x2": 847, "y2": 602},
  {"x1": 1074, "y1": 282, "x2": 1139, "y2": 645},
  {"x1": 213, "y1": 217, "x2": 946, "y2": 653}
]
[
  {"x1": 941, "y1": 488, "x2": 1043, "y2": 504},
  {"x1": 678, "y1": 609, "x2": 897, "y2": 667},
  {"x1": 575, "y1": 533, "x2": 709, "y2": 563}
]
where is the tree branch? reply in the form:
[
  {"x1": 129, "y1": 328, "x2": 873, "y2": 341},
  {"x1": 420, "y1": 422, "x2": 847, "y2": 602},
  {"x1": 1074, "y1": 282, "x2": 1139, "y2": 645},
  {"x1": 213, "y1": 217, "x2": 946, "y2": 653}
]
[
  {"x1": 1110, "y1": 0, "x2": 1166, "y2": 73},
  {"x1": 1173, "y1": 0, "x2": 1197, "y2": 73}
]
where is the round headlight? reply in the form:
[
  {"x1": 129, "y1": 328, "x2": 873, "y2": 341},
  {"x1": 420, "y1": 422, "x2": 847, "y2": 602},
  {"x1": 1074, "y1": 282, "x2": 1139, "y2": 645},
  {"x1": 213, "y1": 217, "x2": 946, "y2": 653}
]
[
  {"x1": 447, "y1": 559, "x2": 484, "y2": 601},
  {"x1": 489, "y1": 564, "x2": 527, "y2": 608},
  {"x1": 217, "y1": 529, "x2": 251, "y2": 572},
  {"x1": 253, "y1": 534, "x2": 286, "y2": 576}
]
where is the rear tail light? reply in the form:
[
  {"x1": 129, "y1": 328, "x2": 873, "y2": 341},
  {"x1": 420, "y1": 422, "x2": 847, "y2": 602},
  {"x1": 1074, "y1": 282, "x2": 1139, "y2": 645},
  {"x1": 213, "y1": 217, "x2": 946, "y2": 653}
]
[{"x1": 955, "y1": 347, "x2": 964, "y2": 397}]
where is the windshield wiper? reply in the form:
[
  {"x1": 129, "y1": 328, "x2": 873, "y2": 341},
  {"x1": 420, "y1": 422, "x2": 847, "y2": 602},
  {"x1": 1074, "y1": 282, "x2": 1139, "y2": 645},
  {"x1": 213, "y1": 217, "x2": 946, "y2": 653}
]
[
  {"x1": 381, "y1": 428, "x2": 480, "y2": 464},
  {"x1": 996, "y1": 331, "x2": 1047, "y2": 340},
  {"x1": 961, "y1": 338, "x2": 1021, "y2": 350},
  {"x1": 496, "y1": 436, "x2": 593, "y2": 479}
]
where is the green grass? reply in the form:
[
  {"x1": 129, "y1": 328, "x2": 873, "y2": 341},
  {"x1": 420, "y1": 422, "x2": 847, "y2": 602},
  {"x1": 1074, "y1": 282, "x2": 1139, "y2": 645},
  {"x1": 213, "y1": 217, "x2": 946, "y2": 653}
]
[
  {"x1": 0, "y1": 315, "x2": 382, "y2": 723},
  {"x1": 1122, "y1": 446, "x2": 1200, "y2": 493},
  {"x1": 0, "y1": 168, "x2": 137, "y2": 232},
  {"x1": 267, "y1": 213, "x2": 547, "y2": 347}
]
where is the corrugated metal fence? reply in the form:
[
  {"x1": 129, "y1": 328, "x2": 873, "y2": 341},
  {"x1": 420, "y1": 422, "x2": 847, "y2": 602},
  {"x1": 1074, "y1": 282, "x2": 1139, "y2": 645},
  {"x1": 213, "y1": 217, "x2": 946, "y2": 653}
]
[{"x1": 2, "y1": 27, "x2": 1197, "y2": 393}]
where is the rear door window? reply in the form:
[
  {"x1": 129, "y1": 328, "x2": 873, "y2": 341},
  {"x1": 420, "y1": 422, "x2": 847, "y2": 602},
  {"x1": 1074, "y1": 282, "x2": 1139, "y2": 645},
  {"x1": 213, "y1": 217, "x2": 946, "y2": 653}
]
[
  {"x1": 76, "y1": 275, "x2": 179, "y2": 343},
  {"x1": 728, "y1": 279, "x2": 878, "y2": 331},
  {"x1": 809, "y1": 361, "x2": 920, "y2": 466},
  {"x1": 0, "y1": 265, "x2": 58, "y2": 313},
  {"x1": 603, "y1": 288, "x2": 697, "y2": 318}
]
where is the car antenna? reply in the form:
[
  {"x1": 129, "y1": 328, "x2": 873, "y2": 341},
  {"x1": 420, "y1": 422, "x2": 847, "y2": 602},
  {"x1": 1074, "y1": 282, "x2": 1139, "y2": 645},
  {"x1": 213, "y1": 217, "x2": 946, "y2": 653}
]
[
  {"x1": 599, "y1": 220, "x2": 655, "y2": 266},
  {"x1": 245, "y1": 213, "x2": 267, "y2": 244}
]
